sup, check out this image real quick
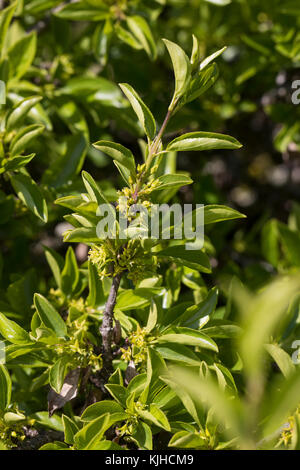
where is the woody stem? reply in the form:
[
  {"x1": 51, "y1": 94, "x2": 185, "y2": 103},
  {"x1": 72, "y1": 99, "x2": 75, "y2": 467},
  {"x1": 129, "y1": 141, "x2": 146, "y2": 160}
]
[{"x1": 100, "y1": 271, "x2": 123, "y2": 377}]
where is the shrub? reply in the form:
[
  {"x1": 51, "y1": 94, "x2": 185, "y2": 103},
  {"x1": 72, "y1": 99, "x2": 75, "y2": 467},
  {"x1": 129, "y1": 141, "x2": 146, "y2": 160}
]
[{"x1": 0, "y1": 0, "x2": 300, "y2": 452}]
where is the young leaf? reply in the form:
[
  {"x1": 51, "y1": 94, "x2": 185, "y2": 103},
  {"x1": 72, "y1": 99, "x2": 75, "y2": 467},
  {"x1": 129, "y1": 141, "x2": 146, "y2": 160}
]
[
  {"x1": 184, "y1": 63, "x2": 219, "y2": 104},
  {"x1": 119, "y1": 83, "x2": 156, "y2": 140},
  {"x1": 163, "y1": 39, "x2": 191, "y2": 108},
  {"x1": 203, "y1": 205, "x2": 246, "y2": 225},
  {"x1": 92, "y1": 141, "x2": 136, "y2": 177},
  {"x1": 167, "y1": 132, "x2": 242, "y2": 152},
  {"x1": 34, "y1": 294, "x2": 67, "y2": 338},
  {"x1": 153, "y1": 174, "x2": 193, "y2": 190},
  {"x1": 199, "y1": 46, "x2": 227, "y2": 70}
]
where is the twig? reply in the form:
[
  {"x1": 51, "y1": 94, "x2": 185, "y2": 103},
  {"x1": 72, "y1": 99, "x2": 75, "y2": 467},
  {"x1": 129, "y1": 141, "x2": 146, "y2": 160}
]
[{"x1": 100, "y1": 272, "x2": 123, "y2": 380}]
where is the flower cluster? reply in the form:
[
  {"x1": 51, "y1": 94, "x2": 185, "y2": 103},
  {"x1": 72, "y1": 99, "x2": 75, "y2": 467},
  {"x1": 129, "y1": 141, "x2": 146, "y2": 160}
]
[
  {"x1": 89, "y1": 239, "x2": 157, "y2": 284},
  {"x1": 121, "y1": 325, "x2": 150, "y2": 366}
]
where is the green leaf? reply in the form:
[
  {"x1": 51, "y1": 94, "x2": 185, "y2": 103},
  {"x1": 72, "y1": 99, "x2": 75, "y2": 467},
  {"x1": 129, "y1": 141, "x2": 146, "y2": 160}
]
[
  {"x1": 116, "y1": 287, "x2": 163, "y2": 311},
  {"x1": 8, "y1": 32, "x2": 36, "y2": 80},
  {"x1": 3, "y1": 154, "x2": 35, "y2": 172},
  {"x1": 0, "y1": 312, "x2": 33, "y2": 345},
  {"x1": 263, "y1": 369, "x2": 300, "y2": 435},
  {"x1": 119, "y1": 83, "x2": 156, "y2": 140},
  {"x1": 44, "y1": 134, "x2": 87, "y2": 188},
  {"x1": 174, "y1": 287, "x2": 218, "y2": 328},
  {"x1": 155, "y1": 246, "x2": 211, "y2": 273},
  {"x1": 43, "y1": 246, "x2": 64, "y2": 290},
  {"x1": 0, "y1": 365, "x2": 11, "y2": 411},
  {"x1": 155, "y1": 343, "x2": 201, "y2": 366},
  {"x1": 265, "y1": 343, "x2": 295, "y2": 378},
  {"x1": 278, "y1": 222, "x2": 300, "y2": 267},
  {"x1": 131, "y1": 421, "x2": 152, "y2": 450},
  {"x1": 81, "y1": 400, "x2": 124, "y2": 421},
  {"x1": 169, "y1": 430, "x2": 206, "y2": 448},
  {"x1": 60, "y1": 76, "x2": 122, "y2": 106},
  {"x1": 10, "y1": 124, "x2": 44, "y2": 156},
  {"x1": 87, "y1": 260, "x2": 105, "y2": 307},
  {"x1": 55, "y1": 1, "x2": 109, "y2": 20},
  {"x1": 93, "y1": 140, "x2": 136, "y2": 177},
  {"x1": 74, "y1": 414, "x2": 110, "y2": 450},
  {"x1": 81, "y1": 170, "x2": 109, "y2": 205},
  {"x1": 161, "y1": 376, "x2": 202, "y2": 426},
  {"x1": 167, "y1": 132, "x2": 242, "y2": 152},
  {"x1": 30, "y1": 411, "x2": 63, "y2": 432},
  {"x1": 138, "y1": 404, "x2": 170, "y2": 431},
  {"x1": 127, "y1": 16, "x2": 157, "y2": 60},
  {"x1": 39, "y1": 442, "x2": 70, "y2": 450},
  {"x1": 184, "y1": 63, "x2": 219, "y2": 104},
  {"x1": 104, "y1": 384, "x2": 129, "y2": 407},
  {"x1": 34, "y1": 293, "x2": 67, "y2": 338},
  {"x1": 235, "y1": 276, "x2": 300, "y2": 375},
  {"x1": 6, "y1": 96, "x2": 42, "y2": 131},
  {"x1": 201, "y1": 321, "x2": 242, "y2": 339},
  {"x1": 154, "y1": 174, "x2": 193, "y2": 190},
  {"x1": 145, "y1": 300, "x2": 158, "y2": 333},
  {"x1": 163, "y1": 39, "x2": 191, "y2": 107},
  {"x1": 55, "y1": 97, "x2": 89, "y2": 139},
  {"x1": 203, "y1": 205, "x2": 246, "y2": 225},
  {"x1": 115, "y1": 23, "x2": 143, "y2": 50},
  {"x1": 62, "y1": 415, "x2": 79, "y2": 445},
  {"x1": 50, "y1": 356, "x2": 71, "y2": 394},
  {"x1": 10, "y1": 173, "x2": 48, "y2": 222},
  {"x1": 261, "y1": 219, "x2": 279, "y2": 268},
  {"x1": 62, "y1": 227, "x2": 101, "y2": 244},
  {"x1": 157, "y1": 327, "x2": 218, "y2": 352},
  {"x1": 199, "y1": 46, "x2": 227, "y2": 70},
  {"x1": 61, "y1": 247, "x2": 79, "y2": 296},
  {"x1": 0, "y1": 2, "x2": 17, "y2": 53}
]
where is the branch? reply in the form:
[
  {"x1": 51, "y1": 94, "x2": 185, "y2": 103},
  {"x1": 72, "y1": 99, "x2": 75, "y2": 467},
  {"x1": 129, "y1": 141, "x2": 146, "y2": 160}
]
[{"x1": 100, "y1": 272, "x2": 123, "y2": 381}]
